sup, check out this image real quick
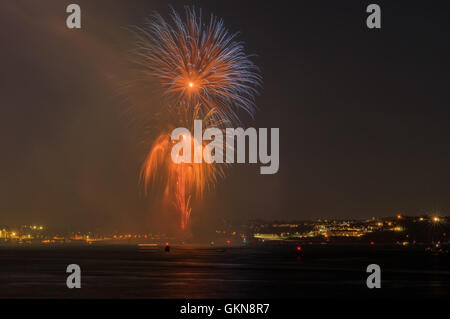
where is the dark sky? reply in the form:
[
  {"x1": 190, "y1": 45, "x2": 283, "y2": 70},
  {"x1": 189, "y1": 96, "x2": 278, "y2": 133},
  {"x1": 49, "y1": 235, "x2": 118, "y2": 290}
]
[{"x1": 1, "y1": 0, "x2": 449, "y2": 232}]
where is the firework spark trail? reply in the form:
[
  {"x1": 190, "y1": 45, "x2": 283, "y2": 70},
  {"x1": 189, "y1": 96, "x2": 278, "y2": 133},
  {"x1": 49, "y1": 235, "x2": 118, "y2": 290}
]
[
  {"x1": 135, "y1": 7, "x2": 261, "y2": 230},
  {"x1": 175, "y1": 167, "x2": 191, "y2": 230},
  {"x1": 141, "y1": 128, "x2": 222, "y2": 229}
]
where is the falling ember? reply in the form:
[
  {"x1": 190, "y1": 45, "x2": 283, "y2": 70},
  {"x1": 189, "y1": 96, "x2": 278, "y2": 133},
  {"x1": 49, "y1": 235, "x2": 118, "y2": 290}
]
[
  {"x1": 174, "y1": 166, "x2": 191, "y2": 230},
  {"x1": 141, "y1": 128, "x2": 224, "y2": 230}
]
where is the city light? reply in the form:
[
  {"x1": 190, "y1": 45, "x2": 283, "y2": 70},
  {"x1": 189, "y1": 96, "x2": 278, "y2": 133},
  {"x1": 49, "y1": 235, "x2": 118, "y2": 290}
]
[{"x1": 0, "y1": 215, "x2": 448, "y2": 246}]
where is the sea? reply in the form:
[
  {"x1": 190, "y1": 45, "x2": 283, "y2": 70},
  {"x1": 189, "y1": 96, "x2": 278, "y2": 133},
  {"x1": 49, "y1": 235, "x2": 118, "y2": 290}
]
[{"x1": 0, "y1": 243, "x2": 448, "y2": 299}]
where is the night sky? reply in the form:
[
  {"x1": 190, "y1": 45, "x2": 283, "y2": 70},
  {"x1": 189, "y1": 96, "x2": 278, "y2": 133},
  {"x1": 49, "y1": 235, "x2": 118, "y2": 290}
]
[{"x1": 1, "y1": 0, "x2": 449, "y2": 232}]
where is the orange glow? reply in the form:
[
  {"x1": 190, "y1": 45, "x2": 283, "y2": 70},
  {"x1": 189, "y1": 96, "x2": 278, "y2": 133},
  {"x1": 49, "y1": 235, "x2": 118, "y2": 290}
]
[{"x1": 141, "y1": 128, "x2": 224, "y2": 230}]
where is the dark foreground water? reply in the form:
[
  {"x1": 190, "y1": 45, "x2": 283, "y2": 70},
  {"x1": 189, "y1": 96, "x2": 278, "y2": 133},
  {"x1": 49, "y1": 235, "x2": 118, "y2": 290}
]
[{"x1": 0, "y1": 244, "x2": 448, "y2": 299}]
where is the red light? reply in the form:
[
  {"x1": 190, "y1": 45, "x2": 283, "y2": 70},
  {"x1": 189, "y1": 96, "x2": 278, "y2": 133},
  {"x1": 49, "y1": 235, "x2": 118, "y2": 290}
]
[
  {"x1": 226, "y1": 240, "x2": 231, "y2": 244},
  {"x1": 370, "y1": 241, "x2": 375, "y2": 246},
  {"x1": 296, "y1": 246, "x2": 302, "y2": 251},
  {"x1": 165, "y1": 242, "x2": 169, "y2": 246}
]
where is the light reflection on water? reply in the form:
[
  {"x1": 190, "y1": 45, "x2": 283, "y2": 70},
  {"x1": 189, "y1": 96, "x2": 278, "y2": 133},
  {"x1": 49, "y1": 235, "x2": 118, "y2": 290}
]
[{"x1": 0, "y1": 244, "x2": 448, "y2": 298}]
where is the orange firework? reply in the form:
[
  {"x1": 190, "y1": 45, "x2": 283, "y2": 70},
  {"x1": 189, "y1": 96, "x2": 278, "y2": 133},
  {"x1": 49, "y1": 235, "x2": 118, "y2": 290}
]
[
  {"x1": 134, "y1": 7, "x2": 260, "y2": 230},
  {"x1": 141, "y1": 126, "x2": 224, "y2": 229}
]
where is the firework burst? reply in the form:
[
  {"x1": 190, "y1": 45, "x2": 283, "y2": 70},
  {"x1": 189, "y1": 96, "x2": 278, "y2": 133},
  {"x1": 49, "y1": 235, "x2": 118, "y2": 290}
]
[{"x1": 133, "y1": 7, "x2": 261, "y2": 125}]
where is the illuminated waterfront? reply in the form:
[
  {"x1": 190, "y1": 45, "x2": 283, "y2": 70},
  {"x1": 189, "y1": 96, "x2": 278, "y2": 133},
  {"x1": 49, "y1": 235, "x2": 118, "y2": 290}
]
[
  {"x1": 0, "y1": 215, "x2": 448, "y2": 246},
  {"x1": 1, "y1": 215, "x2": 448, "y2": 299}
]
